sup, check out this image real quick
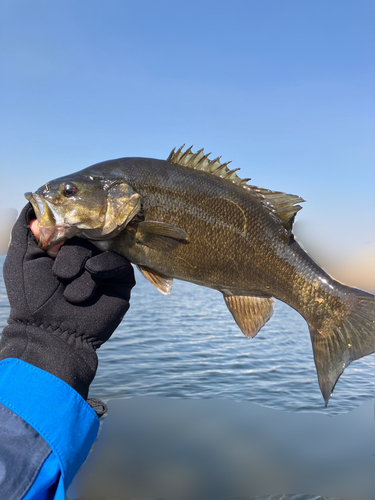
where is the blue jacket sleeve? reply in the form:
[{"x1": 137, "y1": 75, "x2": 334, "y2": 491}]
[{"x1": 0, "y1": 358, "x2": 100, "y2": 500}]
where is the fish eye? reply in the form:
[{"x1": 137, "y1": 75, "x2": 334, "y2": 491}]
[{"x1": 62, "y1": 183, "x2": 78, "y2": 197}]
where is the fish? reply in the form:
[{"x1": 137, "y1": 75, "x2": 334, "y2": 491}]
[{"x1": 25, "y1": 145, "x2": 374, "y2": 405}]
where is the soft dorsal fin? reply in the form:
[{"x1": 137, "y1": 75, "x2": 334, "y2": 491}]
[
  {"x1": 167, "y1": 145, "x2": 304, "y2": 231},
  {"x1": 223, "y1": 294, "x2": 276, "y2": 338},
  {"x1": 244, "y1": 185, "x2": 304, "y2": 230}
]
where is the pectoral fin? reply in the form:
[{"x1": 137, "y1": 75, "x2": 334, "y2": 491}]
[
  {"x1": 223, "y1": 294, "x2": 275, "y2": 338},
  {"x1": 137, "y1": 265, "x2": 173, "y2": 295},
  {"x1": 135, "y1": 221, "x2": 188, "y2": 251}
]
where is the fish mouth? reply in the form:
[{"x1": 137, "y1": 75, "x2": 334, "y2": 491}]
[{"x1": 24, "y1": 192, "x2": 71, "y2": 249}]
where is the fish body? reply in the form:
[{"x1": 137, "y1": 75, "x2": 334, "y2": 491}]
[{"x1": 25, "y1": 146, "x2": 374, "y2": 404}]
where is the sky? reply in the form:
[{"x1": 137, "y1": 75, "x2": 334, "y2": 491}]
[{"x1": 0, "y1": 0, "x2": 374, "y2": 291}]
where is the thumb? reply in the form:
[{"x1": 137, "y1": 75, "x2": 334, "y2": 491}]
[
  {"x1": 53, "y1": 238, "x2": 97, "y2": 281},
  {"x1": 85, "y1": 251, "x2": 133, "y2": 279}
]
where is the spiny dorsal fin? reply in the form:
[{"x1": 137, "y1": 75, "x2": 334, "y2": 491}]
[
  {"x1": 167, "y1": 145, "x2": 305, "y2": 230},
  {"x1": 168, "y1": 144, "x2": 240, "y2": 183}
]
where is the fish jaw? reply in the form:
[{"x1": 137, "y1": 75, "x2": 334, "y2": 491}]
[{"x1": 24, "y1": 192, "x2": 77, "y2": 249}]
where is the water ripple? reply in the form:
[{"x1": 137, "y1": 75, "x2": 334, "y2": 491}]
[{"x1": 0, "y1": 257, "x2": 373, "y2": 414}]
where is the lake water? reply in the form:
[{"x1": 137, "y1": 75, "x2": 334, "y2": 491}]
[
  {"x1": 0, "y1": 256, "x2": 373, "y2": 415},
  {"x1": 1, "y1": 255, "x2": 374, "y2": 499}
]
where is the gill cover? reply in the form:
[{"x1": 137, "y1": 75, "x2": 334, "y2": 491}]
[{"x1": 96, "y1": 181, "x2": 141, "y2": 237}]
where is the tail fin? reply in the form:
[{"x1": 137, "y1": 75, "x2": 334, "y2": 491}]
[{"x1": 309, "y1": 287, "x2": 374, "y2": 405}]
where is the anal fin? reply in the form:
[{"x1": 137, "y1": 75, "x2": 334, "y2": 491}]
[
  {"x1": 223, "y1": 294, "x2": 275, "y2": 338},
  {"x1": 137, "y1": 265, "x2": 173, "y2": 295}
]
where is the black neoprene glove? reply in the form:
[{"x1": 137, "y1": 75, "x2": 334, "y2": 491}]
[{"x1": 0, "y1": 204, "x2": 135, "y2": 400}]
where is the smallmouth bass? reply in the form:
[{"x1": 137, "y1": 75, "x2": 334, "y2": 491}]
[{"x1": 25, "y1": 145, "x2": 374, "y2": 405}]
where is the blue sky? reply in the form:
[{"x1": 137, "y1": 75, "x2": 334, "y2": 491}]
[{"x1": 1, "y1": 0, "x2": 374, "y2": 290}]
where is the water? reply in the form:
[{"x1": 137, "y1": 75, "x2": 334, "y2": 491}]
[
  {"x1": 1, "y1": 255, "x2": 374, "y2": 499},
  {"x1": 68, "y1": 397, "x2": 374, "y2": 500},
  {"x1": 0, "y1": 256, "x2": 373, "y2": 415}
]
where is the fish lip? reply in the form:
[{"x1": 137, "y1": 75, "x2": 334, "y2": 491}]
[
  {"x1": 25, "y1": 192, "x2": 41, "y2": 219},
  {"x1": 24, "y1": 192, "x2": 67, "y2": 249}
]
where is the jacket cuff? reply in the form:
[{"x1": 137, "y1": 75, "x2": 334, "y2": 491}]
[
  {"x1": 0, "y1": 358, "x2": 99, "y2": 489},
  {"x1": 0, "y1": 323, "x2": 98, "y2": 399}
]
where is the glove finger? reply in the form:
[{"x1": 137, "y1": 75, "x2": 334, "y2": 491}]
[
  {"x1": 85, "y1": 251, "x2": 133, "y2": 280},
  {"x1": 100, "y1": 280, "x2": 134, "y2": 301},
  {"x1": 63, "y1": 270, "x2": 99, "y2": 304},
  {"x1": 87, "y1": 295, "x2": 131, "y2": 349},
  {"x1": 53, "y1": 238, "x2": 97, "y2": 280}
]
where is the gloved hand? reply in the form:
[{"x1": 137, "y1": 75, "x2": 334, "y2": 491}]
[{"x1": 0, "y1": 204, "x2": 135, "y2": 400}]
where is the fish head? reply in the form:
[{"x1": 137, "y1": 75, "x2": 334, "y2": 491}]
[{"x1": 25, "y1": 173, "x2": 141, "y2": 250}]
